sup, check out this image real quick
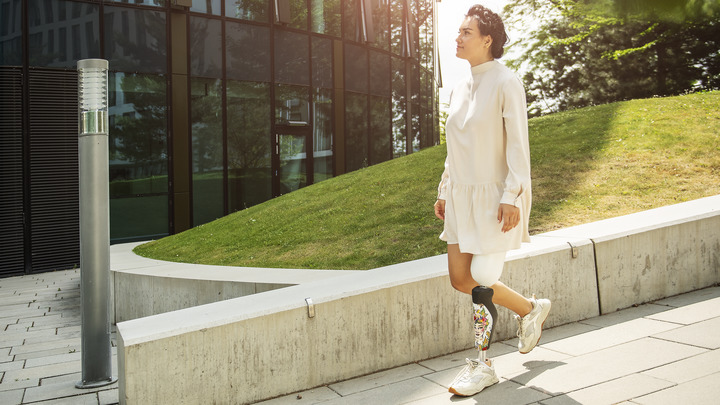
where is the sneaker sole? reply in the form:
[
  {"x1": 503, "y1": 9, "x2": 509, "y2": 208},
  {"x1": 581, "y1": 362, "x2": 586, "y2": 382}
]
[
  {"x1": 448, "y1": 377, "x2": 499, "y2": 396},
  {"x1": 519, "y1": 300, "x2": 551, "y2": 354}
]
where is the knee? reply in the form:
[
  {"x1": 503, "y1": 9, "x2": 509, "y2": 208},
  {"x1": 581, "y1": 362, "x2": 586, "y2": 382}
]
[{"x1": 449, "y1": 277, "x2": 474, "y2": 295}]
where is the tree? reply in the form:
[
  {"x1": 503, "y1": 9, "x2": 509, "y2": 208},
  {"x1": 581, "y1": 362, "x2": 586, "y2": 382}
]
[{"x1": 503, "y1": 0, "x2": 720, "y2": 116}]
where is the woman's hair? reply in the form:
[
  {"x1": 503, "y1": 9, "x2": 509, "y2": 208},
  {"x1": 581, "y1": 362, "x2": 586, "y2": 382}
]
[{"x1": 466, "y1": 5, "x2": 508, "y2": 59}]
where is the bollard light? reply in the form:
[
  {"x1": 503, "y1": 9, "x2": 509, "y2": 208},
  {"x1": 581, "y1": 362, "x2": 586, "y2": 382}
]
[{"x1": 76, "y1": 59, "x2": 116, "y2": 389}]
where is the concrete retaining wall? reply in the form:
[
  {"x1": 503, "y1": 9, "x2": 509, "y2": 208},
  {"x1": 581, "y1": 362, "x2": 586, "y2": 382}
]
[{"x1": 116, "y1": 195, "x2": 720, "y2": 405}]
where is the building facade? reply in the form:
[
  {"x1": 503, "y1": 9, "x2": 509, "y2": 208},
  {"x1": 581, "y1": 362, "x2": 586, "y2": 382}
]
[{"x1": 0, "y1": 0, "x2": 440, "y2": 277}]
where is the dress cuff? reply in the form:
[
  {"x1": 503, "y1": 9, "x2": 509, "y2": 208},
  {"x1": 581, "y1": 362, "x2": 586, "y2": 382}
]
[{"x1": 500, "y1": 190, "x2": 519, "y2": 206}]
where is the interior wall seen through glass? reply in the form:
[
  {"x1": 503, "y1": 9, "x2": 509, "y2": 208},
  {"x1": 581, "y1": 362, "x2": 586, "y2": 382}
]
[
  {"x1": 312, "y1": 88, "x2": 333, "y2": 182},
  {"x1": 227, "y1": 80, "x2": 272, "y2": 212},
  {"x1": 0, "y1": 0, "x2": 22, "y2": 65},
  {"x1": 191, "y1": 78, "x2": 224, "y2": 226},
  {"x1": 275, "y1": 84, "x2": 310, "y2": 125}
]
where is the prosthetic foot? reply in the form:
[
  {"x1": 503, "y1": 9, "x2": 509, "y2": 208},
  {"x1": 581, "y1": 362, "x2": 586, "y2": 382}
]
[{"x1": 472, "y1": 286, "x2": 497, "y2": 363}]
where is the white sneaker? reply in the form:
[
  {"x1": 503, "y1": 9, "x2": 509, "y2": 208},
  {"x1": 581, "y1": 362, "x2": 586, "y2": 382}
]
[
  {"x1": 516, "y1": 295, "x2": 551, "y2": 354},
  {"x1": 448, "y1": 358, "x2": 499, "y2": 397}
]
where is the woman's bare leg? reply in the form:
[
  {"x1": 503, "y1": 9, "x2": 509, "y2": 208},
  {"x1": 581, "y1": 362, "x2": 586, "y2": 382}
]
[
  {"x1": 491, "y1": 281, "x2": 532, "y2": 317},
  {"x1": 447, "y1": 244, "x2": 532, "y2": 317}
]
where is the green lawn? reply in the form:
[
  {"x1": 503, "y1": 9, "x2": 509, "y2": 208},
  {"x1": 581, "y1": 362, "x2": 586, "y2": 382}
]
[{"x1": 134, "y1": 91, "x2": 720, "y2": 270}]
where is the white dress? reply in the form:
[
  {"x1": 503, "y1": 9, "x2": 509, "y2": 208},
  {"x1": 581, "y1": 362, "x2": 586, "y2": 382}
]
[{"x1": 438, "y1": 60, "x2": 532, "y2": 254}]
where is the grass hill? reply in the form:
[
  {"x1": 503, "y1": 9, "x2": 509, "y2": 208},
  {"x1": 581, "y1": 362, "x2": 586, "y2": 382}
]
[{"x1": 134, "y1": 91, "x2": 720, "y2": 270}]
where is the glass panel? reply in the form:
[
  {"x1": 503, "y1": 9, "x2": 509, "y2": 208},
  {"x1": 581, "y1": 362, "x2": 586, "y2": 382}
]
[
  {"x1": 275, "y1": 84, "x2": 310, "y2": 125},
  {"x1": 285, "y1": 0, "x2": 308, "y2": 30},
  {"x1": 391, "y1": 56, "x2": 406, "y2": 157},
  {"x1": 310, "y1": 0, "x2": 340, "y2": 37},
  {"x1": 390, "y1": 0, "x2": 403, "y2": 55},
  {"x1": 418, "y1": 0, "x2": 433, "y2": 70},
  {"x1": 370, "y1": 95, "x2": 391, "y2": 165},
  {"x1": 274, "y1": 30, "x2": 309, "y2": 85},
  {"x1": 110, "y1": 195, "x2": 168, "y2": 241},
  {"x1": 313, "y1": 88, "x2": 333, "y2": 182},
  {"x1": 108, "y1": 72, "x2": 169, "y2": 239},
  {"x1": 191, "y1": 0, "x2": 221, "y2": 15},
  {"x1": 0, "y1": 0, "x2": 22, "y2": 65},
  {"x1": 226, "y1": 21, "x2": 270, "y2": 82},
  {"x1": 371, "y1": 0, "x2": 389, "y2": 50},
  {"x1": 106, "y1": 0, "x2": 165, "y2": 7},
  {"x1": 343, "y1": 0, "x2": 358, "y2": 41},
  {"x1": 224, "y1": 0, "x2": 268, "y2": 22},
  {"x1": 345, "y1": 91, "x2": 368, "y2": 171},
  {"x1": 278, "y1": 134, "x2": 307, "y2": 194},
  {"x1": 28, "y1": 0, "x2": 100, "y2": 68},
  {"x1": 104, "y1": 6, "x2": 167, "y2": 73},
  {"x1": 369, "y1": 50, "x2": 390, "y2": 97},
  {"x1": 190, "y1": 17, "x2": 222, "y2": 78},
  {"x1": 227, "y1": 80, "x2": 272, "y2": 211},
  {"x1": 344, "y1": 43, "x2": 367, "y2": 93},
  {"x1": 191, "y1": 78, "x2": 224, "y2": 225},
  {"x1": 311, "y1": 36, "x2": 332, "y2": 89},
  {"x1": 411, "y1": 105, "x2": 420, "y2": 152}
]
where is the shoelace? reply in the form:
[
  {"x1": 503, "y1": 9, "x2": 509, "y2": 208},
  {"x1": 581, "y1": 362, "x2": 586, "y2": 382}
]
[{"x1": 515, "y1": 314, "x2": 523, "y2": 338}]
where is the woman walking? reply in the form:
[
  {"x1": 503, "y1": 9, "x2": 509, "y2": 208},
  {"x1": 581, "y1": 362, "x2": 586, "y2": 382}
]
[{"x1": 434, "y1": 4, "x2": 551, "y2": 397}]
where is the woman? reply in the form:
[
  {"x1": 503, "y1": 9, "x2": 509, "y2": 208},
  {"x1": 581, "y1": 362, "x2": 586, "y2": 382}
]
[{"x1": 434, "y1": 5, "x2": 551, "y2": 397}]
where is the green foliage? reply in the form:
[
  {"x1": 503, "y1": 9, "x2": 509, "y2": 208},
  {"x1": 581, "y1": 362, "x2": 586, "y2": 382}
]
[
  {"x1": 503, "y1": 0, "x2": 720, "y2": 116},
  {"x1": 135, "y1": 91, "x2": 720, "y2": 270}
]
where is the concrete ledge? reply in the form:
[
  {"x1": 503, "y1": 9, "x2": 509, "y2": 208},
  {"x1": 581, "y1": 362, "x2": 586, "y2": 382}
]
[{"x1": 116, "y1": 195, "x2": 720, "y2": 404}]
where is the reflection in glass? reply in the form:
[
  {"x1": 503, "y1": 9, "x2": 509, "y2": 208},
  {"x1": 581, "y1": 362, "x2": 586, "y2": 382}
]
[
  {"x1": 190, "y1": 0, "x2": 220, "y2": 15},
  {"x1": 285, "y1": 0, "x2": 308, "y2": 30},
  {"x1": 369, "y1": 51, "x2": 390, "y2": 97},
  {"x1": 275, "y1": 84, "x2": 310, "y2": 125},
  {"x1": 343, "y1": 0, "x2": 359, "y2": 41},
  {"x1": 310, "y1": 0, "x2": 340, "y2": 37},
  {"x1": 28, "y1": 0, "x2": 99, "y2": 68},
  {"x1": 370, "y1": 96, "x2": 391, "y2": 165},
  {"x1": 108, "y1": 72, "x2": 169, "y2": 240},
  {"x1": 278, "y1": 134, "x2": 307, "y2": 194},
  {"x1": 371, "y1": 0, "x2": 389, "y2": 50},
  {"x1": 190, "y1": 17, "x2": 222, "y2": 78},
  {"x1": 104, "y1": 6, "x2": 167, "y2": 73},
  {"x1": 274, "y1": 30, "x2": 309, "y2": 85},
  {"x1": 225, "y1": 0, "x2": 268, "y2": 22},
  {"x1": 345, "y1": 92, "x2": 368, "y2": 172},
  {"x1": 390, "y1": 0, "x2": 404, "y2": 55},
  {"x1": 344, "y1": 43, "x2": 367, "y2": 93},
  {"x1": 226, "y1": 21, "x2": 270, "y2": 82},
  {"x1": 106, "y1": 0, "x2": 165, "y2": 7},
  {"x1": 0, "y1": 0, "x2": 22, "y2": 65},
  {"x1": 391, "y1": 57, "x2": 406, "y2": 157},
  {"x1": 313, "y1": 88, "x2": 333, "y2": 182},
  {"x1": 227, "y1": 81, "x2": 272, "y2": 211},
  {"x1": 191, "y1": 78, "x2": 224, "y2": 225},
  {"x1": 311, "y1": 36, "x2": 333, "y2": 89}
]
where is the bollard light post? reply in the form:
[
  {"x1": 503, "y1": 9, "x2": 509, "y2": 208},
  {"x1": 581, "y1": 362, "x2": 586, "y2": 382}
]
[{"x1": 76, "y1": 59, "x2": 116, "y2": 389}]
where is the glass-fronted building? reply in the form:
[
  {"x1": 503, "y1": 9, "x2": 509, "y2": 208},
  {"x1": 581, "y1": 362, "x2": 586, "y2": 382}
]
[{"x1": 0, "y1": 0, "x2": 440, "y2": 277}]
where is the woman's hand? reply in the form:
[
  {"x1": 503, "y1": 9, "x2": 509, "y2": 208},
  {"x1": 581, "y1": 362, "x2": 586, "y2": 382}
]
[
  {"x1": 434, "y1": 199, "x2": 446, "y2": 220},
  {"x1": 497, "y1": 203, "x2": 520, "y2": 233}
]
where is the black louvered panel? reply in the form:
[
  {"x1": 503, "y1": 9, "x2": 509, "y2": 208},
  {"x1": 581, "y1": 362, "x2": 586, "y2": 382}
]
[
  {"x1": 28, "y1": 68, "x2": 80, "y2": 273},
  {"x1": 0, "y1": 67, "x2": 26, "y2": 278}
]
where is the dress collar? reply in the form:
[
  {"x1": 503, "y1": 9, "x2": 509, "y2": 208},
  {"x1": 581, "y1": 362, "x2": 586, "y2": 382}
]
[{"x1": 470, "y1": 60, "x2": 497, "y2": 76}]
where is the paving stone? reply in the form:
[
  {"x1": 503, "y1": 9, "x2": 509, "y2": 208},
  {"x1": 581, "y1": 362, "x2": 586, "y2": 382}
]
[
  {"x1": 14, "y1": 346, "x2": 81, "y2": 362},
  {"x1": 652, "y1": 316, "x2": 720, "y2": 349},
  {"x1": 539, "y1": 373, "x2": 674, "y2": 405},
  {"x1": 410, "y1": 378, "x2": 550, "y2": 405},
  {"x1": 98, "y1": 388, "x2": 119, "y2": 405},
  {"x1": 0, "y1": 361, "x2": 25, "y2": 373},
  {"x1": 0, "y1": 375, "x2": 39, "y2": 391},
  {"x1": 24, "y1": 352, "x2": 81, "y2": 368},
  {"x1": 579, "y1": 303, "x2": 669, "y2": 328},
  {"x1": 541, "y1": 318, "x2": 681, "y2": 356},
  {"x1": 653, "y1": 286, "x2": 720, "y2": 308},
  {"x1": 503, "y1": 320, "x2": 601, "y2": 349},
  {"x1": 0, "y1": 388, "x2": 23, "y2": 405},
  {"x1": 508, "y1": 338, "x2": 706, "y2": 394},
  {"x1": 418, "y1": 343, "x2": 515, "y2": 372},
  {"x1": 26, "y1": 392, "x2": 99, "y2": 405},
  {"x1": 321, "y1": 377, "x2": 447, "y2": 405},
  {"x1": 23, "y1": 378, "x2": 117, "y2": 403},
  {"x1": 255, "y1": 386, "x2": 341, "y2": 404},
  {"x1": 10, "y1": 337, "x2": 79, "y2": 356},
  {"x1": 631, "y1": 371, "x2": 720, "y2": 405},
  {"x1": 42, "y1": 371, "x2": 82, "y2": 386},
  {"x1": 647, "y1": 297, "x2": 720, "y2": 325},
  {"x1": 641, "y1": 348, "x2": 720, "y2": 384},
  {"x1": 3, "y1": 360, "x2": 81, "y2": 382},
  {"x1": 328, "y1": 363, "x2": 434, "y2": 396}
]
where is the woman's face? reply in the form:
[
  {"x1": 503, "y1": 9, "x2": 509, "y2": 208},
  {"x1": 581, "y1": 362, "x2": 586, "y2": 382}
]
[{"x1": 455, "y1": 16, "x2": 492, "y2": 64}]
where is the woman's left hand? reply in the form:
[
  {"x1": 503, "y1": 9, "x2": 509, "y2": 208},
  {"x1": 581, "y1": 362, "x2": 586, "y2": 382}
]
[{"x1": 497, "y1": 203, "x2": 520, "y2": 233}]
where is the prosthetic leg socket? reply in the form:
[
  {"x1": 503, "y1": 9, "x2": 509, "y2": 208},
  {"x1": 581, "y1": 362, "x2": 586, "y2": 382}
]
[{"x1": 472, "y1": 286, "x2": 498, "y2": 362}]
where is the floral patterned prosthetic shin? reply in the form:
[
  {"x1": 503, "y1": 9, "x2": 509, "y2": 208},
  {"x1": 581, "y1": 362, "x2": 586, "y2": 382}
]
[{"x1": 471, "y1": 286, "x2": 498, "y2": 356}]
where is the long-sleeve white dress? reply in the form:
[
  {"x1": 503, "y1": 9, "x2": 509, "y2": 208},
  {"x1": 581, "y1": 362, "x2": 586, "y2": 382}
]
[{"x1": 438, "y1": 60, "x2": 532, "y2": 254}]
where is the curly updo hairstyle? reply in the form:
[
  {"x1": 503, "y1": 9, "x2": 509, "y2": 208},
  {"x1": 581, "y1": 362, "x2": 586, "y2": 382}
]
[{"x1": 466, "y1": 5, "x2": 508, "y2": 59}]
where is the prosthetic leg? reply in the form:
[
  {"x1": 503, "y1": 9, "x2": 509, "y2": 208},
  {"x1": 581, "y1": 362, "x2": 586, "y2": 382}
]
[{"x1": 471, "y1": 286, "x2": 497, "y2": 363}]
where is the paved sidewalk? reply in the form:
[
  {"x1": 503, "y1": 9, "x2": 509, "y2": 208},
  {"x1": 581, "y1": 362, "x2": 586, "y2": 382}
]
[{"x1": 1, "y1": 266, "x2": 719, "y2": 404}]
